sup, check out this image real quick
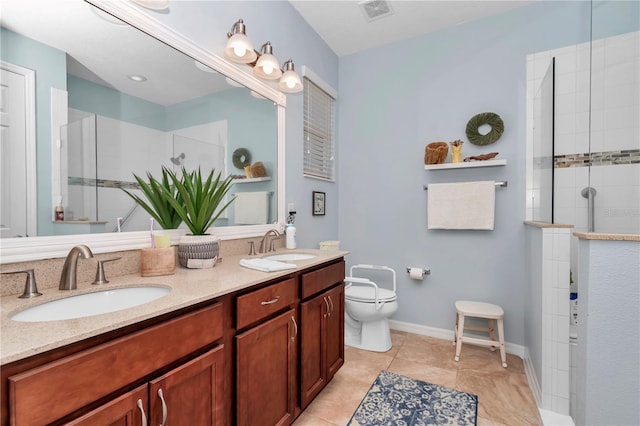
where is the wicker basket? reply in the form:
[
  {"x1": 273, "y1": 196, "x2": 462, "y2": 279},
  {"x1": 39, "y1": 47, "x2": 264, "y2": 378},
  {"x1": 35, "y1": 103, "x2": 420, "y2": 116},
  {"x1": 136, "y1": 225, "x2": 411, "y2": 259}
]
[{"x1": 425, "y1": 142, "x2": 449, "y2": 165}]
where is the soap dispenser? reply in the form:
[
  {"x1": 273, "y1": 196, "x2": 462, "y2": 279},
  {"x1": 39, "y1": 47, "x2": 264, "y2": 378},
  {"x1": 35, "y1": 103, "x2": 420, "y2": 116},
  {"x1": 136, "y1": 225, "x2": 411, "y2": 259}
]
[{"x1": 286, "y1": 211, "x2": 297, "y2": 249}]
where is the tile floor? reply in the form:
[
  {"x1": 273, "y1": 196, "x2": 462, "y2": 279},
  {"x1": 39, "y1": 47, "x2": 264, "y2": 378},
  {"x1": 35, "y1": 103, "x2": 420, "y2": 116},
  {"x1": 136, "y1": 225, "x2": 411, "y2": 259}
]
[{"x1": 294, "y1": 330, "x2": 542, "y2": 426}]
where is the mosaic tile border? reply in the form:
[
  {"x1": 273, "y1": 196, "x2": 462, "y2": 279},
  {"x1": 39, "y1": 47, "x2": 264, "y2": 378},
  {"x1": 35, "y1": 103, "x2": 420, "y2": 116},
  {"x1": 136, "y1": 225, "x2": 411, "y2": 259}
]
[
  {"x1": 68, "y1": 177, "x2": 139, "y2": 190},
  {"x1": 555, "y1": 149, "x2": 640, "y2": 168}
]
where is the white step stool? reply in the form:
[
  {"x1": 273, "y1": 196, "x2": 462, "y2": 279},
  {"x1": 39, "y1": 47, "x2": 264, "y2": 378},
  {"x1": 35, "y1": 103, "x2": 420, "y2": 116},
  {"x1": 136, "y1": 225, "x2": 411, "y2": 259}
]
[{"x1": 453, "y1": 300, "x2": 507, "y2": 368}]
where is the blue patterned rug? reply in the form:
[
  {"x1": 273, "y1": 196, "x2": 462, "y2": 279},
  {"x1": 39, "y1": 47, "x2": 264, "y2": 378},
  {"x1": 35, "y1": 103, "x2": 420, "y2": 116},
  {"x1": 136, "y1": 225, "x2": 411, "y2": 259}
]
[{"x1": 348, "y1": 370, "x2": 478, "y2": 425}]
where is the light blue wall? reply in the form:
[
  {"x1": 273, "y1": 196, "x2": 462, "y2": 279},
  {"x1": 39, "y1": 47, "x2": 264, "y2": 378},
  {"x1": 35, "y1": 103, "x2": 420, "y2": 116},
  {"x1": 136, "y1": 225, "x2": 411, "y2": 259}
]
[
  {"x1": 150, "y1": 1, "x2": 339, "y2": 246},
  {"x1": 337, "y1": 1, "x2": 594, "y2": 344},
  {"x1": 576, "y1": 238, "x2": 639, "y2": 425},
  {"x1": 1, "y1": 28, "x2": 67, "y2": 237}
]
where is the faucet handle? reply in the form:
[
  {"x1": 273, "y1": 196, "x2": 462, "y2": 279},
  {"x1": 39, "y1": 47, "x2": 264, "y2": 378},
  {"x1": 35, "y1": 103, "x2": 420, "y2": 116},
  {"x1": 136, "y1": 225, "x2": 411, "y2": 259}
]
[
  {"x1": 92, "y1": 257, "x2": 121, "y2": 285},
  {"x1": 2, "y1": 269, "x2": 42, "y2": 298},
  {"x1": 269, "y1": 236, "x2": 280, "y2": 252},
  {"x1": 248, "y1": 241, "x2": 257, "y2": 256}
]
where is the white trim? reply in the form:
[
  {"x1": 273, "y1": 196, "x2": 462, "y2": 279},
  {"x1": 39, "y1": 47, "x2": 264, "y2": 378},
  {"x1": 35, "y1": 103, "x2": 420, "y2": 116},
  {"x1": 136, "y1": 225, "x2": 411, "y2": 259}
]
[
  {"x1": 0, "y1": 61, "x2": 37, "y2": 237},
  {"x1": 389, "y1": 319, "x2": 526, "y2": 358},
  {"x1": 301, "y1": 66, "x2": 337, "y2": 99},
  {"x1": 524, "y1": 347, "x2": 543, "y2": 407},
  {"x1": 0, "y1": 1, "x2": 287, "y2": 264}
]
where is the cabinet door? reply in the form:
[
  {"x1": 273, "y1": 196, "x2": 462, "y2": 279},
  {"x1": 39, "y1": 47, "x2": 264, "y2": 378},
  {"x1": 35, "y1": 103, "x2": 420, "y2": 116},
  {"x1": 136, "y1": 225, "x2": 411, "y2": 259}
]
[
  {"x1": 65, "y1": 384, "x2": 148, "y2": 426},
  {"x1": 300, "y1": 284, "x2": 345, "y2": 409},
  {"x1": 149, "y1": 346, "x2": 225, "y2": 426},
  {"x1": 299, "y1": 294, "x2": 326, "y2": 410},
  {"x1": 325, "y1": 284, "x2": 345, "y2": 380},
  {"x1": 236, "y1": 309, "x2": 297, "y2": 426}
]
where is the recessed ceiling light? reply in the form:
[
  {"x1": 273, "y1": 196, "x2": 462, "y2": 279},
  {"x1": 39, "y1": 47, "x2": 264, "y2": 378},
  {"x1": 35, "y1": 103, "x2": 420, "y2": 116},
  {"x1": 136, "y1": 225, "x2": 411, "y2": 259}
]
[{"x1": 128, "y1": 74, "x2": 147, "y2": 82}]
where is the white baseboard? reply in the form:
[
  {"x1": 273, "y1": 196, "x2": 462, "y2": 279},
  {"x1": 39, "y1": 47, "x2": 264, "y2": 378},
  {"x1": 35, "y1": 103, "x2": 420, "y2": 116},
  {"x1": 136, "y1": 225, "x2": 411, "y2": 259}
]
[
  {"x1": 523, "y1": 347, "x2": 542, "y2": 407},
  {"x1": 389, "y1": 319, "x2": 525, "y2": 358}
]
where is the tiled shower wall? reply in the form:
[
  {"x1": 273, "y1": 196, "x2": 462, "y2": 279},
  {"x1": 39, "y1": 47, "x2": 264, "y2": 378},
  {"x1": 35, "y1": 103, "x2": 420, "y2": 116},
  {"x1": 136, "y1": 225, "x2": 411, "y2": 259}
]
[
  {"x1": 528, "y1": 31, "x2": 639, "y2": 235},
  {"x1": 527, "y1": 30, "x2": 639, "y2": 420}
]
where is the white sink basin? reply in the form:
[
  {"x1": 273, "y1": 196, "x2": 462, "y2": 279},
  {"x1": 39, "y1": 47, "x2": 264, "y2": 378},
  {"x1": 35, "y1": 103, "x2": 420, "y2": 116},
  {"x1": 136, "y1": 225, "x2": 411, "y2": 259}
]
[
  {"x1": 263, "y1": 253, "x2": 317, "y2": 262},
  {"x1": 11, "y1": 286, "x2": 171, "y2": 322}
]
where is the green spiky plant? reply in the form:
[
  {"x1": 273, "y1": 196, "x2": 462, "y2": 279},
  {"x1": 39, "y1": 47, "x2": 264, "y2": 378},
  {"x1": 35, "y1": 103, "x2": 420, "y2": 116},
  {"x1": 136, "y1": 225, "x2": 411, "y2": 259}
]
[
  {"x1": 162, "y1": 167, "x2": 236, "y2": 235},
  {"x1": 121, "y1": 167, "x2": 183, "y2": 229}
]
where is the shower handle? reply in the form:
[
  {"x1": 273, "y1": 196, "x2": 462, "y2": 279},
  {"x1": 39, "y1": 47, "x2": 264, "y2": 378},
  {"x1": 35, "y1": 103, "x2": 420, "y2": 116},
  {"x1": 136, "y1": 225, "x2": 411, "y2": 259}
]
[{"x1": 581, "y1": 186, "x2": 597, "y2": 232}]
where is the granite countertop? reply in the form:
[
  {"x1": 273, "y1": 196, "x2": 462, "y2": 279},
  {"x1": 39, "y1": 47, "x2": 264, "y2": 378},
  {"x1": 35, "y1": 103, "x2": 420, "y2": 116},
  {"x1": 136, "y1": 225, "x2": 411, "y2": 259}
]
[{"x1": 0, "y1": 249, "x2": 348, "y2": 365}]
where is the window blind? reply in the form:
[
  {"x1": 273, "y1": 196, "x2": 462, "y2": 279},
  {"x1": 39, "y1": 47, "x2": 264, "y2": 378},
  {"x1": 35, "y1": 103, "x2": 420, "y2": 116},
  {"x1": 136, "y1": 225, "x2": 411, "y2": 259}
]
[{"x1": 303, "y1": 76, "x2": 335, "y2": 181}]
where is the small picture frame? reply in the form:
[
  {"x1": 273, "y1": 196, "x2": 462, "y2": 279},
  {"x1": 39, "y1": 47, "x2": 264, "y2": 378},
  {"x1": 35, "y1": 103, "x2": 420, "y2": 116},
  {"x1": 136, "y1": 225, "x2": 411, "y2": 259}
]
[{"x1": 312, "y1": 191, "x2": 326, "y2": 216}]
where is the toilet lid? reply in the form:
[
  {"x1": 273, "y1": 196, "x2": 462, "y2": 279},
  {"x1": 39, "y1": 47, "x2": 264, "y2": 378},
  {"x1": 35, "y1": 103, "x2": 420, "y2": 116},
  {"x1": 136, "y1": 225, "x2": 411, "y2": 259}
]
[{"x1": 345, "y1": 286, "x2": 397, "y2": 303}]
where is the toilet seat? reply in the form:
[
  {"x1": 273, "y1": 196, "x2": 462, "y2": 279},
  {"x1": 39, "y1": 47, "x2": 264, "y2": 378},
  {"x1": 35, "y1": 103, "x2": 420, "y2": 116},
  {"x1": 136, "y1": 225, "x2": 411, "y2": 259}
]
[{"x1": 345, "y1": 286, "x2": 397, "y2": 303}]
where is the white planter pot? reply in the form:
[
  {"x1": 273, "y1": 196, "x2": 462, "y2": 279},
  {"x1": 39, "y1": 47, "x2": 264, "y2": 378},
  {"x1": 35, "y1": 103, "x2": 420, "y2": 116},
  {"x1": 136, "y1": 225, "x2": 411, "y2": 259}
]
[{"x1": 177, "y1": 234, "x2": 219, "y2": 268}]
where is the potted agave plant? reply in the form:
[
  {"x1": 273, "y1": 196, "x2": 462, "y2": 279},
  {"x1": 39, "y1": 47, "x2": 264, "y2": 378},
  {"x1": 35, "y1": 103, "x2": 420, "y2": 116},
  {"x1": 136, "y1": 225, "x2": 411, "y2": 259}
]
[
  {"x1": 162, "y1": 166, "x2": 236, "y2": 268},
  {"x1": 121, "y1": 167, "x2": 183, "y2": 230}
]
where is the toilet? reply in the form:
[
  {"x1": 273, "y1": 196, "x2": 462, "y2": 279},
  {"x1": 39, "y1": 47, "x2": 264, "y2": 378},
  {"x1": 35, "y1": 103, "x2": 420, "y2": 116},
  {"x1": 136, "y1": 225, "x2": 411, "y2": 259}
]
[{"x1": 344, "y1": 264, "x2": 398, "y2": 352}]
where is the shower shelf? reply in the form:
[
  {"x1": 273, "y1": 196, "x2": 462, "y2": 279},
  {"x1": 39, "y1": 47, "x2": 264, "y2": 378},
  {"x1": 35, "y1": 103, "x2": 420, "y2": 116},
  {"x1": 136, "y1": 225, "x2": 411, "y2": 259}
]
[
  {"x1": 232, "y1": 176, "x2": 271, "y2": 184},
  {"x1": 424, "y1": 159, "x2": 506, "y2": 170}
]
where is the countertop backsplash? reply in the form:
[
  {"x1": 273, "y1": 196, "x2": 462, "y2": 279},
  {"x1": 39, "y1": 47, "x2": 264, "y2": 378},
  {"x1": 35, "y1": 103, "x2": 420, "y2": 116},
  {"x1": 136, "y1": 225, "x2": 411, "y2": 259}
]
[{"x1": 0, "y1": 236, "x2": 284, "y2": 297}]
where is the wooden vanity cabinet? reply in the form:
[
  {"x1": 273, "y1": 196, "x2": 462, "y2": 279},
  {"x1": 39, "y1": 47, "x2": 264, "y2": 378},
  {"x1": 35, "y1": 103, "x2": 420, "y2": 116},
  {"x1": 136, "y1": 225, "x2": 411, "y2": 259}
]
[
  {"x1": 67, "y1": 346, "x2": 225, "y2": 426},
  {"x1": 235, "y1": 278, "x2": 298, "y2": 426},
  {"x1": 6, "y1": 302, "x2": 225, "y2": 426},
  {"x1": 299, "y1": 261, "x2": 345, "y2": 410}
]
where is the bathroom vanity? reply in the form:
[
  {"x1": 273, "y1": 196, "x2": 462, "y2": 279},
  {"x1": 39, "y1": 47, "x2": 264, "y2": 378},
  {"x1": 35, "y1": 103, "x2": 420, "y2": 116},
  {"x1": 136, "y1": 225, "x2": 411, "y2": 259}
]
[{"x1": 0, "y1": 250, "x2": 347, "y2": 425}]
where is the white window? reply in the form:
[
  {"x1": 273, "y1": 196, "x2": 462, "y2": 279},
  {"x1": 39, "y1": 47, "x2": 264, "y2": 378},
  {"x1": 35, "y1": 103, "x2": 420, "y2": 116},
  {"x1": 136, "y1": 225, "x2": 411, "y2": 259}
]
[{"x1": 303, "y1": 68, "x2": 336, "y2": 181}]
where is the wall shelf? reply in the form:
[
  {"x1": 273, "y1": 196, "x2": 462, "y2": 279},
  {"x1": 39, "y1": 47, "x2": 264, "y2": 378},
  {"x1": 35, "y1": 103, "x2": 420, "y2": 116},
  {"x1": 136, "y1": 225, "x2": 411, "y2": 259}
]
[
  {"x1": 232, "y1": 176, "x2": 271, "y2": 184},
  {"x1": 424, "y1": 159, "x2": 507, "y2": 170}
]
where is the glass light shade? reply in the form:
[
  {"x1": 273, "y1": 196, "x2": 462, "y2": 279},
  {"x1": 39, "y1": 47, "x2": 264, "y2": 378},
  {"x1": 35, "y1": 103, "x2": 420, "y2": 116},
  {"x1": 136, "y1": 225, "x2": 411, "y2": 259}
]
[
  {"x1": 224, "y1": 34, "x2": 257, "y2": 63},
  {"x1": 254, "y1": 53, "x2": 282, "y2": 80},
  {"x1": 278, "y1": 61, "x2": 302, "y2": 93}
]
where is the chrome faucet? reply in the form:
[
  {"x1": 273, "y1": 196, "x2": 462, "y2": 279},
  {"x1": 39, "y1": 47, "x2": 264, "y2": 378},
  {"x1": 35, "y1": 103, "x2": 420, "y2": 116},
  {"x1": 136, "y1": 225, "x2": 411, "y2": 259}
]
[
  {"x1": 59, "y1": 245, "x2": 94, "y2": 290},
  {"x1": 259, "y1": 229, "x2": 281, "y2": 253}
]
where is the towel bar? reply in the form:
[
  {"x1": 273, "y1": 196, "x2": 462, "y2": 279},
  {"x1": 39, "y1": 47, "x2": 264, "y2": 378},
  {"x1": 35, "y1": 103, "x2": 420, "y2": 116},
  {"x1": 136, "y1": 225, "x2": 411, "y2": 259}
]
[{"x1": 423, "y1": 181, "x2": 507, "y2": 190}]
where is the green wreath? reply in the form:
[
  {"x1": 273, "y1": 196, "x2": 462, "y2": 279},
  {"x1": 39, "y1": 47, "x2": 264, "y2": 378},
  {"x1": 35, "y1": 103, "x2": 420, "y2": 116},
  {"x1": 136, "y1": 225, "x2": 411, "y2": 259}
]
[
  {"x1": 232, "y1": 148, "x2": 252, "y2": 170},
  {"x1": 465, "y1": 112, "x2": 504, "y2": 146}
]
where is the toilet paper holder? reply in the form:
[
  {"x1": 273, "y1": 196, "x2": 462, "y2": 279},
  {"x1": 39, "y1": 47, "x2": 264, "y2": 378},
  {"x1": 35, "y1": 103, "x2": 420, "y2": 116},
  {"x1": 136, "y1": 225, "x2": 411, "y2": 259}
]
[{"x1": 406, "y1": 267, "x2": 430, "y2": 276}]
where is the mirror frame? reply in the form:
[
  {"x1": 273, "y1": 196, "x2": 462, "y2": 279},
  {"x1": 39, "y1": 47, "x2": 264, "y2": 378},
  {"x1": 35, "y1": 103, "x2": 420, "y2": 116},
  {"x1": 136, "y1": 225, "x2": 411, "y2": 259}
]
[{"x1": 0, "y1": 0, "x2": 287, "y2": 264}]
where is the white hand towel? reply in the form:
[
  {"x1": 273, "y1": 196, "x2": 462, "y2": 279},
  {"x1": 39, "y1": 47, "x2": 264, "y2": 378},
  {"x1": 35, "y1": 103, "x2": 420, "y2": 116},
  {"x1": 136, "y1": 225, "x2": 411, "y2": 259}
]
[
  {"x1": 239, "y1": 258, "x2": 297, "y2": 272},
  {"x1": 427, "y1": 181, "x2": 496, "y2": 230},
  {"x1": 235, "y1": 192, "x2": 269, "y2": 225}
]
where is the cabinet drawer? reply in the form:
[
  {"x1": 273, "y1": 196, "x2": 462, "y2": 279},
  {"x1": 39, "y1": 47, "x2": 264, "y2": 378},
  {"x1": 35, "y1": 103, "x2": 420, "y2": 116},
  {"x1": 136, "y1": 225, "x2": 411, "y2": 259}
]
[
  {"x1": 9, "y1": 302, "x2": 223, "y2": 426},
  {"x1": 236, "y1": 278, "x2": 296, "y2": 330},
  {"x1": 301, "y1": 260, "x2": 345, "y2": 299}
]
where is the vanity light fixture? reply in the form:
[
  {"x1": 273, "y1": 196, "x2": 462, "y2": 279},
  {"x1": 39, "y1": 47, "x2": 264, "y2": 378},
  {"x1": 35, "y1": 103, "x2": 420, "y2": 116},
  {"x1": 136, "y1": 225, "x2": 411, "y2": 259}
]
[
  {"x1": 254, "y1": 42, "x2": 282, "y2": 80},
  {"x1": 224, "y1": 19, "x2": 303, "y2": 94},
  {"x1": 224, "y1": 19, "x2": 257, "y2": 64},
  {"x1": 278, "y1": 60, "x2": 303, "y2": 93},
  {"x1": 127, "y1": 74, "x2": 147, "y2": 82}
]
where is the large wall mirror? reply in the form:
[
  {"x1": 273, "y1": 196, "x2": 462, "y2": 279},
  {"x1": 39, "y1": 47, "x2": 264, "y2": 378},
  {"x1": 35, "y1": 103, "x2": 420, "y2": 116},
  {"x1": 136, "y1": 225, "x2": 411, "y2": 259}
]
[{"x1": 0, "y1": 0, "x2": 286, "y2": 263}]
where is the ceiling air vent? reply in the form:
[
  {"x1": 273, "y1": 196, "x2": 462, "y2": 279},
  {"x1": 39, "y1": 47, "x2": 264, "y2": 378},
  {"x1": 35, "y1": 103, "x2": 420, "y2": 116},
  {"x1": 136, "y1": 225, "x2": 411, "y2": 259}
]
[{"x1": 358, "y1": 0, "x2": 394, "y2": 22}]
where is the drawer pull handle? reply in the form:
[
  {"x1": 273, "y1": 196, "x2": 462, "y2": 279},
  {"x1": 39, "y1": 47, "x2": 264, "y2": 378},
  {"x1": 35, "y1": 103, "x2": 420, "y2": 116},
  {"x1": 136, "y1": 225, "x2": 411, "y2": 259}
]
[
  {"x1": 328, "y1": 295, "x2": 334, "y2": 316},
  {"x1": 158, "y1": 388, "x2": 168, "y2": 426},
  {"x1": 324, "y1": 297, "x2": 331, "y2": 317},
  {"x1": 261, "y1": 296, "x2": 281, "y2": 305},
  {"x1": 136, "y1": 399, "x2": 147, "y2": 426},
  {"x1": 291, "y1": 316, "x2": 298, "y2": 341}
]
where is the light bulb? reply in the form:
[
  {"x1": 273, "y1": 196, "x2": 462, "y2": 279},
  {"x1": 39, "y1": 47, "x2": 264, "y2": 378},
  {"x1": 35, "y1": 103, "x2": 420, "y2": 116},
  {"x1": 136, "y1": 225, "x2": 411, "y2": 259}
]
[
  {"x1": 233, "y1": 45, "x2": 246, "y2": 57},
  {"x1": 286, "y1": 79, "x2": 296, "y2": 89},
  {"x1": 263, "y1": 64, "x2": 274, "y2": 75}
]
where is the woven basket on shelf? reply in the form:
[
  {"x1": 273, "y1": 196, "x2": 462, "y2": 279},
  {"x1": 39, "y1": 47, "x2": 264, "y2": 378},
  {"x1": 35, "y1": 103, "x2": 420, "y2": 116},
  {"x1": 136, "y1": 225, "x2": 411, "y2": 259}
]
[{"x1": 424, "y1": 142, "x2": 449, "y2": 165}]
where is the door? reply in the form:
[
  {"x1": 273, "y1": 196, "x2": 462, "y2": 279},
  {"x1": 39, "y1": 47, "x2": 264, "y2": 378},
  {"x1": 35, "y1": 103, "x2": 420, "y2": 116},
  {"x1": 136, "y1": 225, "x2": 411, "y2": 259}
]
[
  {"x1": 149, "y1": 346, "x2": 225, "y2": 426},
  {"x1": 236, "y1": 309, "x2": 297, "y2": 426},
  {"x1": 65, "y1": 385, "x2": 148, "y2": 426},
  {"x1": 325, "y1": 284, "x2": 345, "y2": 380},
  {"x1": 300, "y1": 294, "x2": 326, "y2": 409},
  {"x1": 300, "y1": 284, "x2": 345, "y2": 409},
  {"x1": 0, "y1": 65, "x2": 34, "y2": 238}
]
